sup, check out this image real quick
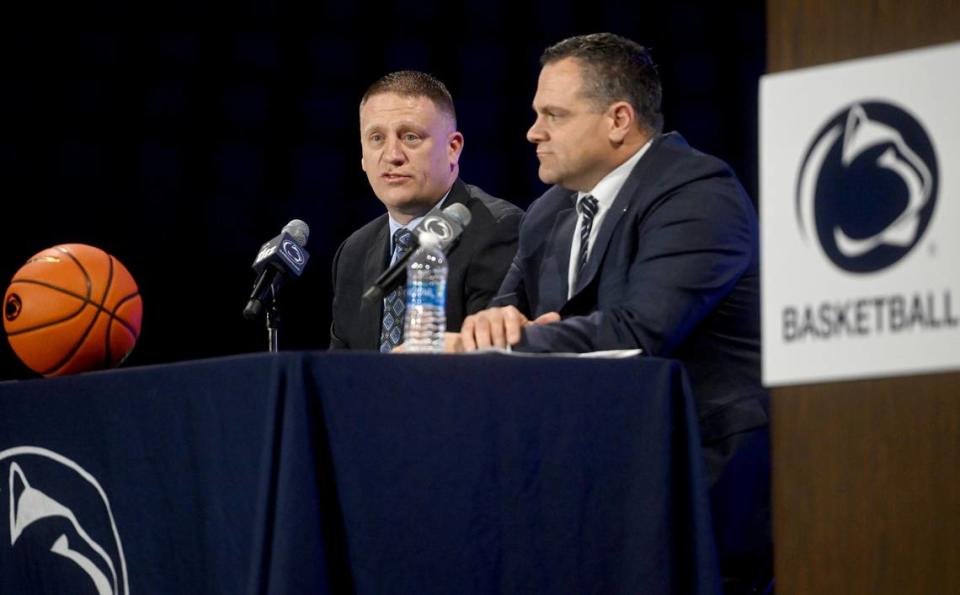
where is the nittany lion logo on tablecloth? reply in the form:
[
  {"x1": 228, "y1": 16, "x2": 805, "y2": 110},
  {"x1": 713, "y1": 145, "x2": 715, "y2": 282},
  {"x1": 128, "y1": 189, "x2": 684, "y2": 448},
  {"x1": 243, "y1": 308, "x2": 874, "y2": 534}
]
[
  {"x1": 796, "y1": 101, "x2": 939, "y2": 273},
  {"x1": 0, "y1": 447, "x2": 129, "y2": 595}
]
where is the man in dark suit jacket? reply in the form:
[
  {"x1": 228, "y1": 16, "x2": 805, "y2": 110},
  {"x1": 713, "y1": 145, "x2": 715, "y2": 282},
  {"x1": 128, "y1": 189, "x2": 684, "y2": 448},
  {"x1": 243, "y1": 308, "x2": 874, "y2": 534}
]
[
  {"x1": 456, "y1": 34, "x2": 770, "y2": 592},
  {"x1": 330, "y1": 71, "x2": 521, "y2": 351}
]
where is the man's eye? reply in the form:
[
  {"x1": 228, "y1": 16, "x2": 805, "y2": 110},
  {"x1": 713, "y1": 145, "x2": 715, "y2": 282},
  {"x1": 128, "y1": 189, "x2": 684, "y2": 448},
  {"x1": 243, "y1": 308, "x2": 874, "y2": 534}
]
[
  {"x1": 404, "y1": 133, "x2": 420, "y2": 142},
  {"x1": 369, "y1": 134, "x2": 384, "y2": 144}
]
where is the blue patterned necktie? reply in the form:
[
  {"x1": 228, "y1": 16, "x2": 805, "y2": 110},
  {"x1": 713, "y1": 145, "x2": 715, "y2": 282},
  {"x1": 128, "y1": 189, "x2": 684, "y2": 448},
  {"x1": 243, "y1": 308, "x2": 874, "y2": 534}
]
[
  {"x1": 575, "y1": 194, "x2": 599, "y2": 285},
  {"x1": 379, "y1": 227, "x2": 416, "y2": 352}
]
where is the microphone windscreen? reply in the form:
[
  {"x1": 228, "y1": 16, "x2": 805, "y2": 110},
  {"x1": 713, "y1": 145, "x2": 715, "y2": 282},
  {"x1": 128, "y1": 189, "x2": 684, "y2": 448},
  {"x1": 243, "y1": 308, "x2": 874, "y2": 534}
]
[
  {"x1": 443, "y1": 203, "x2": 472, "y2": 228},
  {"x1": 282, "y1": 219, "x2": 310, "y2": 246}
]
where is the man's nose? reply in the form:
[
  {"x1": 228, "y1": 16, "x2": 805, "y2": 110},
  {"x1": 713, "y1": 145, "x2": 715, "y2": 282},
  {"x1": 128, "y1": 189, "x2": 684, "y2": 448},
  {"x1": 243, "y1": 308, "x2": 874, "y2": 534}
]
[
  {"x1": 527, "y1": 118, "x2": 546, "y2": 144},
  {"x1": 383, "y1": 137, "x2": 406, "y2": 163}
]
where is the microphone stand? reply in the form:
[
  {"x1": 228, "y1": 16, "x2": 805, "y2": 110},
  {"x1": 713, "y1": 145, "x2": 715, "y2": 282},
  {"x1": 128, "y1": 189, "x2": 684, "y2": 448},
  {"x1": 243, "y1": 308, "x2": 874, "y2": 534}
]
[{"x1": 264, "y1": 280, "x2": 281, "y2": 353}]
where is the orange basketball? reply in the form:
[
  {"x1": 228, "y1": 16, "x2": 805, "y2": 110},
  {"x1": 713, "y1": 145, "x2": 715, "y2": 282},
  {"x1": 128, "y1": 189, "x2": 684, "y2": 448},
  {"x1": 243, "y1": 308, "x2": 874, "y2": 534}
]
[{"x1": 3, "y1": 244, "x2": 143, "y2": 377}]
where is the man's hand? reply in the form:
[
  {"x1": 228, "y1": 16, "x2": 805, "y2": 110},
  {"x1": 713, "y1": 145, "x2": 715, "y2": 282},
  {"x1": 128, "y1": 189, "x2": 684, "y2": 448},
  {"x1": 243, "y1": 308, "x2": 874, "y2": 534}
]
[{"x1": 458, "y1": 306, "x2": 560, "y2": 351}]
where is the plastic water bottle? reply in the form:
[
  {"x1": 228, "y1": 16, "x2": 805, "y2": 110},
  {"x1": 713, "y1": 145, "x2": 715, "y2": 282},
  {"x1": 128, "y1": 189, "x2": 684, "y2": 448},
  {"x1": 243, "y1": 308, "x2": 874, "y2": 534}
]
[{"x1": 403, "y1": 231, "x2": 447, "y2": 352}]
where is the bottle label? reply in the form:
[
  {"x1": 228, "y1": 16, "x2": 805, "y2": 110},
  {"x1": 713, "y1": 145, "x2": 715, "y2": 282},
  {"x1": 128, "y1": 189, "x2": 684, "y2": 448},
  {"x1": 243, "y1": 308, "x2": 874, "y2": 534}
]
[{"x1": 408, "y1": 282, "x2": 445, "y2": 307}]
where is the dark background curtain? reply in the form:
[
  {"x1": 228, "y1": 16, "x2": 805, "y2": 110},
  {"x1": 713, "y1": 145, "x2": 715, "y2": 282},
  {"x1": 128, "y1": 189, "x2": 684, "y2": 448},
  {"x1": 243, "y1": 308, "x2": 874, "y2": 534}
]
[{"x1": 0, "y1": 2, "x2": 764, "y2": 378}]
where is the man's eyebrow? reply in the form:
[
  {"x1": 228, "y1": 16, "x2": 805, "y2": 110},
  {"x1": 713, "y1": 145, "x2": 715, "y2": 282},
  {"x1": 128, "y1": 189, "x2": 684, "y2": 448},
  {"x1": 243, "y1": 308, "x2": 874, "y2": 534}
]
[
  {"x1": 362, "y1": 121, "x2": 430, "y2": 134},
  {"x1": 395, "y1": 121, "x2": 428, "y2": 131},
  {"x1": 534, "y1": 104, "x2": 570, "y2": 114}
]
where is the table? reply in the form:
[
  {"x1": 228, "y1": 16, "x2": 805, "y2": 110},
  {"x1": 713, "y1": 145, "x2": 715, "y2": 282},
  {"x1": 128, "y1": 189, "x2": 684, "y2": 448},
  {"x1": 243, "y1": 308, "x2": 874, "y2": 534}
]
[{"x1": 0, "y1": 352, "x2": 720, "y2": 594}]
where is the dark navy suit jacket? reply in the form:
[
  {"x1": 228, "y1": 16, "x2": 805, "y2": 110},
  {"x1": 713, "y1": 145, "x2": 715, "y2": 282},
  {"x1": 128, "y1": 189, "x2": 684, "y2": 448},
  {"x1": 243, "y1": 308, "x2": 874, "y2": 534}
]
[{"x1": 492, "y1": 132, "x2": 768, "y2": 462}]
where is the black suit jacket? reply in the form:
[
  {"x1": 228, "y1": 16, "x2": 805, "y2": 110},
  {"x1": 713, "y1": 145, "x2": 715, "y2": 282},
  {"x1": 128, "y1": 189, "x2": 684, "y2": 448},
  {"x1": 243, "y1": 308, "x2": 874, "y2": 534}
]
[
  {"x1": 492, "y1": 133, "x2": 768, "y2": 453},
  {"x1": 330, "y1": 179, "x2": 522, "y2": 350}
]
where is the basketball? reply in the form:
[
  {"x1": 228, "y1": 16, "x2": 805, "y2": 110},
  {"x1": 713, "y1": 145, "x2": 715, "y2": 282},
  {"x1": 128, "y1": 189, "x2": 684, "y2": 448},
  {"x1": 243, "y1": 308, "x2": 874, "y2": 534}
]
[{"x1": 3, "y1": 244, "x2": 143, "y2": 377}]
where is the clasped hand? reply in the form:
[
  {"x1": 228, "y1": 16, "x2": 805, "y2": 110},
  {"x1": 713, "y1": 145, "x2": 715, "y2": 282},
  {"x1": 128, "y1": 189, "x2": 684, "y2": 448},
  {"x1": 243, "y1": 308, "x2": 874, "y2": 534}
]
[
  {"x1": 452, "y1": 306, "x2": 560, "y2": 352},
  {"x1": 393, "y1": 306, "x2": 560, "y2": 353}
]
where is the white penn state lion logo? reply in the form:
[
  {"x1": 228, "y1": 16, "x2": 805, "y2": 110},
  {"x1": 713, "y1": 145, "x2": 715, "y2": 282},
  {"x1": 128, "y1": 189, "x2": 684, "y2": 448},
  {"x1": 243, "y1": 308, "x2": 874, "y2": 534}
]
[
  {"x1": 796, "y1": 101, "x2": 938, "y2": 273},
  {"x1": 281, "y1": 238, "x2": 305, "y2": 264},
  {"x1": 421, "y1": 213, "x2": 455, "y2": 242},
  {"x1": 1, "y1": 447, "x2": 129, "y2": 595}
]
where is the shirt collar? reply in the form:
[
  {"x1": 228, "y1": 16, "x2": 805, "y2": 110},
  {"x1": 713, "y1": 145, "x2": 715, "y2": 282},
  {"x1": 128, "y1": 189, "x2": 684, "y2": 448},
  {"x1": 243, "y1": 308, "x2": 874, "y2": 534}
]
[
  {"x1": 387, "y1": 187, "x2": 453, "y2": 251},
  {"x1": 577, "y1": 138, "x2": 654, "y2": 209}
]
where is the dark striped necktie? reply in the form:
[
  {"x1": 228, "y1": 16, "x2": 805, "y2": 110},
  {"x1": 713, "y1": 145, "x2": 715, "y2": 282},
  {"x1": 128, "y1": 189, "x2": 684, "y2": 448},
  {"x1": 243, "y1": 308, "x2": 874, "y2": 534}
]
[
  {"x1": 379, "y1": 227, "x2": 415, "y2": 353},
  {"x1": 575, "y1": 194, "x2": 599, "y2": 283}
]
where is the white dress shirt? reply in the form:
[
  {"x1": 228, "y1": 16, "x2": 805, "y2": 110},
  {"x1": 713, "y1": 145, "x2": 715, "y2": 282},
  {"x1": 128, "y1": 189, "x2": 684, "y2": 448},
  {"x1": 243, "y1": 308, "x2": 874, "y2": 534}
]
[{"x1": 567, "y1": 139, "x2": 653, "y2": 297}]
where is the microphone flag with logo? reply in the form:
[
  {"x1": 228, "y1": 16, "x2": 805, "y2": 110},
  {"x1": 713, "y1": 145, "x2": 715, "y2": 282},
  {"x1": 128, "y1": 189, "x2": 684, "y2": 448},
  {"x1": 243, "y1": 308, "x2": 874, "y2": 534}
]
[
  {"x1": 243, "y1": 219, "x2": 310, "y2": 320},
  {"x1": 362, "y1": 203, "x2": 472, "y2": 303}
]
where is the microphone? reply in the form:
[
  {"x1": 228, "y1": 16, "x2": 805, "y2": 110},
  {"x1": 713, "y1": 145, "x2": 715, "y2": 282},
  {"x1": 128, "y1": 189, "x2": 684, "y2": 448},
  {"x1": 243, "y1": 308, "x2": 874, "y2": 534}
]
[
  {"x1": 361, "y1": 203, "x2": 472, "y2": 303},
  {"x1": 243, "y1": 219, "x2": 311, "y2": 320}
]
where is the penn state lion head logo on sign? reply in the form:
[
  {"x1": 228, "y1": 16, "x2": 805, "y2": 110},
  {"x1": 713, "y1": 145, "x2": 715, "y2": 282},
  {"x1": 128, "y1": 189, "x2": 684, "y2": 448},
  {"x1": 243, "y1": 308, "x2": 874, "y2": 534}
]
[
  {"x1": 0, "y1": 447, "x2": 129, "y2": 595},
  {"x1": 796, "y1": 101, "x2": 939, "y2": 273}
]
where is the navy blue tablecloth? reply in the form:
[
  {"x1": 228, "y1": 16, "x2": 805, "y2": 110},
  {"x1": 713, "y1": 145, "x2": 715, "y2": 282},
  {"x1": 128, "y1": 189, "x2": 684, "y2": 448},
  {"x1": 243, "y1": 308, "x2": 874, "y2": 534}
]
[{"x1": 0, "y1": 352, "x2": 720, "y2": 594}]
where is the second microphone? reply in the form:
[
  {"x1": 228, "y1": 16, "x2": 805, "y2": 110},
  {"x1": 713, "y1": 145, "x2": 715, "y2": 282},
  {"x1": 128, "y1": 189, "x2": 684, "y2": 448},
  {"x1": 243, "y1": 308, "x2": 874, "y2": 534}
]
[{"x1": 362, "y1": 203, "x2": 472, "y2": 303}]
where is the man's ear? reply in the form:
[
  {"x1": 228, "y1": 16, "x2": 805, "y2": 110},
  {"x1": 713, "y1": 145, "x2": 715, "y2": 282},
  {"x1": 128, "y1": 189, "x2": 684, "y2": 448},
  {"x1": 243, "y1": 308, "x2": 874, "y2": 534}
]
[
  {"x1": 360, "y1": 156, "x2": 366, "y2": 172},
  {"x1": 448, "y1": 131, "x2": 465, "y2": 167},
  {"x1": 607, "y1": 101, "x2": 636, "y2": 143}
]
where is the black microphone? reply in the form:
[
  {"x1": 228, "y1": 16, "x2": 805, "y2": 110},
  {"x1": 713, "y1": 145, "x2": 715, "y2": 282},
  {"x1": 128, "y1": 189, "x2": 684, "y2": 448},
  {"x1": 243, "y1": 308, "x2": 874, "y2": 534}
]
[
  {"x1": 243, "y1": 219, "x2": 311, "y2": 320},
  {"x1": 361, "y1": 203, "x2": 472, "y2": 303}
]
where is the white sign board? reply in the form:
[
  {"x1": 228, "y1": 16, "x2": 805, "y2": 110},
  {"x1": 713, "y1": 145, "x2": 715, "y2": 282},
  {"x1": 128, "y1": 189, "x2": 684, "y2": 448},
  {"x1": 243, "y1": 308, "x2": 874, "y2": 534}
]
[{"x1": 760, "y1": 42, "x2": 960, "y2": 387}]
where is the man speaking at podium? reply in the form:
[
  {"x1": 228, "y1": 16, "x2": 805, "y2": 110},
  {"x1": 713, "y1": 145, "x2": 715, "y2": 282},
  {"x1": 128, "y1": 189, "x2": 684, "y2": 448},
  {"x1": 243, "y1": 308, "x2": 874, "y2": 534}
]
[
  {"x1": 330, "y1": 71, "x2": 522, "y2": 351},
  {"x1": 456, "y1": 34, "x2": 770, "y2": 591}
]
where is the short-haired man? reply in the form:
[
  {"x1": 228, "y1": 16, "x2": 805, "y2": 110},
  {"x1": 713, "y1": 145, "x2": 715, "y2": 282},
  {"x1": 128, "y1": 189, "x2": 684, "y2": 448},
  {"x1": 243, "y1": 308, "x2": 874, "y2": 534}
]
[
  {"x1": 330, "y1": 71, "x2": 522, "y2": 351},
  {"x1": 457, "y1": 35, "x2": 770, "y2": 590}
]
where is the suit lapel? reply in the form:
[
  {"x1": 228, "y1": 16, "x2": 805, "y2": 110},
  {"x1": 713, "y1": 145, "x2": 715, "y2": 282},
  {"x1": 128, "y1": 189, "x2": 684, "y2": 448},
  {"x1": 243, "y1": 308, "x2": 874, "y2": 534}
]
[
  {"x1": 442, "y1": 178, "x2": 471, "y2": 259},
  {"x1": 446, "y1": 178, "x2": 470, "y2": 207},
  {"x1": 359, "y1": 222, "x2": 390, "y2": 348},
  {"x1": 571, "y1": 134, "x2": 667, "y2": 297},
  {"x1": 540, "y1": 197, "x2": 577, "y2": 313}
]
